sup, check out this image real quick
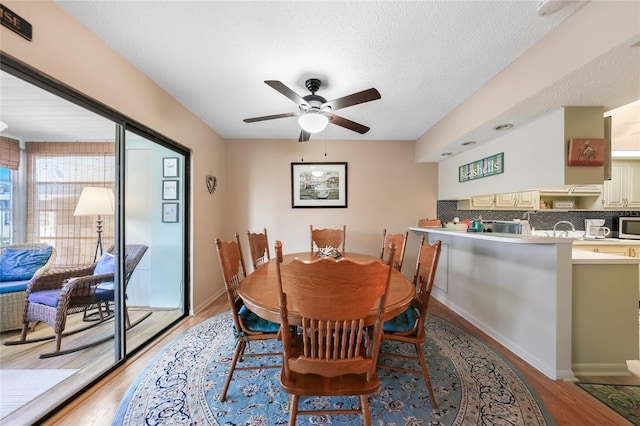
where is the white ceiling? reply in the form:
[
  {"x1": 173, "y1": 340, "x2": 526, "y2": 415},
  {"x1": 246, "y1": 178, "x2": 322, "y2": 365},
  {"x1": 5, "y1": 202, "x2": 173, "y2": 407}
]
[{"x1": 1, "y1": 1, "x2": 639, "y2": 160}]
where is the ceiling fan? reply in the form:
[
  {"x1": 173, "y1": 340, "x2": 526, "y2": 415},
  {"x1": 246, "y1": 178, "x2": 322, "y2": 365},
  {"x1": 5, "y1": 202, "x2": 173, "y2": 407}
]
[{"x1": 243, "y1": 78, "x2": 381, "y2": 142}]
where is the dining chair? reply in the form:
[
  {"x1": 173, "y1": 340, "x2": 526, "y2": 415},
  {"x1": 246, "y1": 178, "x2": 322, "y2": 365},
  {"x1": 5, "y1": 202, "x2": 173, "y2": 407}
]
[
  {"x1": 274, "y1": 239, "x2": 395, "y2": 425},
  {"x1": 310, "y1": 224, "x2": 346, "y2": 253},
  {"x1": 380, "y1": 229, "x2": 408, "y2": 271},
  {"x1": 378, "y1": 235, "x2": 442, "y2": 408},
  {"x1": 215, "y1": 234, "x2": 281, "y2": 402},
  {"x1": 246, "y1": 228, "x2": 270, "y2": 271}
]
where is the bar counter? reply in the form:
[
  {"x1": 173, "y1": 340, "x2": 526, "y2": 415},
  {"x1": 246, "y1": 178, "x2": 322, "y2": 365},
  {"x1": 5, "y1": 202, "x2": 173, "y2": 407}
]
[{"x1": 409, "y1": 226, "x2": 640, "y2": 381}]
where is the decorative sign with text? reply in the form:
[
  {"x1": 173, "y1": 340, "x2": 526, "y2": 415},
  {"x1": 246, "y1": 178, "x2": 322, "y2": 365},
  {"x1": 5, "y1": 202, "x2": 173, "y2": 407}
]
[
  {"x1": 0, "y1": 3, "x2": 32, "y2": 41},
  {"x1": 459, "y1": 152, "x2": 504, "y2": 182}
]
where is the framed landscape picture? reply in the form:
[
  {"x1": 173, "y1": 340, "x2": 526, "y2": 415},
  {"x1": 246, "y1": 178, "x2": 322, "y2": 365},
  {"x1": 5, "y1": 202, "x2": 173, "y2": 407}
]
[{"x1": 291, "y1": 162, "x2": 348, "y2": 208}]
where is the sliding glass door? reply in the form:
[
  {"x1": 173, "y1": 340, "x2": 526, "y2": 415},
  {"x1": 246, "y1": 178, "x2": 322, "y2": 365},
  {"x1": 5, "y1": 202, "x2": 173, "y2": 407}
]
[
  {"x1": 0, "y1": 60, "x2": 188, "y2": 423},
  {"x1": 121, "y1": 129, "x2": 186, "y2": 354}
]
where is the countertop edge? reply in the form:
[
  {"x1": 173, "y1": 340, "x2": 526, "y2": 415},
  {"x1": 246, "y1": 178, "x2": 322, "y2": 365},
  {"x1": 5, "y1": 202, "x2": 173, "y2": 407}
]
[{"x1": 409, "y1": 227, "x2": 574, "y2": 244}]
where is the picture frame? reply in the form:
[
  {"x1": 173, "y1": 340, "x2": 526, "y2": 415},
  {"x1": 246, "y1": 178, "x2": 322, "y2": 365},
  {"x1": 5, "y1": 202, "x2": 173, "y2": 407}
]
[
  {"x1": 163, "y1": 157, "x2": 179, "y2": 177},
  {"x1": 291, "y1": 162, "x2": 347, "y2": 208},
  {"x1": 162, "y1": 180, "x2": 179, "y2": 200},
  {"x1": 162, "y1": 202, "x2": 179, "y2": 223},
  {"x1": 567, "y1": 138, "x2": 605, "y2": 166}
]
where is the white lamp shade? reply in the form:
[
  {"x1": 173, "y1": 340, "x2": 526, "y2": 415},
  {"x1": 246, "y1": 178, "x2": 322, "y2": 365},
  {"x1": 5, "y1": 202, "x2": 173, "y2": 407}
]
[
  {"x1": 298, "y1": 112, "x2": 329, "y2": 134},
  {"x1": 74, "y1": 187, "x2": 115, "y2": 216}
]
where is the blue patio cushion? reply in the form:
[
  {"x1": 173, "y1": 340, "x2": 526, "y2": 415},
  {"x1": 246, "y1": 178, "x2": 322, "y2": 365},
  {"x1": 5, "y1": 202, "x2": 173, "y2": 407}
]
[
  {"x1": 28, "y1": 289, "x2": 61, "y2": 307},
  {"x1": 237, "y1": 305, "x2": 279, "y2": 333},
  {"x1": 94, "y1": 252, "x2": 115, "y2": 275},
  {"x1": 383, "y1": 306, "x2": 419, "y2": 333},
  {"x1": 95, "y1": 281, "x2": 114, "y2": 302},
  {"x1": 0, "y1": 246, "x2": 53, "y2": 282},
  {"x1": 0, "y1": 279, "x2": 30, "y2": 294}
]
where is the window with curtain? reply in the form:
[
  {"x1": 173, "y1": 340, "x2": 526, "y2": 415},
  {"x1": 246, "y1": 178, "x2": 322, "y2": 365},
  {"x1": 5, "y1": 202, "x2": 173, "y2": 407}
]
[{"x1": 25, "y1": 142, "x2": 115, "y2": 267}]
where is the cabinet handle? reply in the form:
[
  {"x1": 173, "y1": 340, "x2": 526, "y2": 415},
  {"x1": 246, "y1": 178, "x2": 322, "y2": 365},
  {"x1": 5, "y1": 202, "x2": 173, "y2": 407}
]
[
  {"x1": 593, "y1": 248, "x2": 599, "y2": 253},
  {"x1": 632, "y1": 248, "x2": 637, "y2": 257}
]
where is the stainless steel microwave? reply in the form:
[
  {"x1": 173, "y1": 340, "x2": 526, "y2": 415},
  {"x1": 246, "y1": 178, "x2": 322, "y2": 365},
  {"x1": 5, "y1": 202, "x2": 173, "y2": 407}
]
[{"x1": 618, "y1": 217, "x2": 640, "y2": 240}]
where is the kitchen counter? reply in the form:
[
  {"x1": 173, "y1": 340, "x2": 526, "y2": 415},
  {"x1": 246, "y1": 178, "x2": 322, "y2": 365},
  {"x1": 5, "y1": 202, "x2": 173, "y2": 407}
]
[
  {"x1": 409, "y1": 227, "x2": 573, "y2": 244},
  {"x1": 410, "y1": 226, "x2": 640, "y2": 381}
]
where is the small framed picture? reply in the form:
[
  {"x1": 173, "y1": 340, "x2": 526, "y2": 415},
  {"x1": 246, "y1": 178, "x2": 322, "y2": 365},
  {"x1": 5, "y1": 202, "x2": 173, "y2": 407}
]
[
  {"x1": 162, "y1": 202, "x2": 179, "y2": 223},
  {"x1": 163, "y1": 157, "x2": 179, "y2": 177},
  {"x1": 162, "y1": 180, "x2": 179, "y2": 200}
]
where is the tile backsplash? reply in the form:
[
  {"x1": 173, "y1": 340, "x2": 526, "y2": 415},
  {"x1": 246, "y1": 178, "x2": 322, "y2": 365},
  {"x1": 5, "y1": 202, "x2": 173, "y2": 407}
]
[{"x1": 437, "y1": 200, "x2": 640, "y2": 232}]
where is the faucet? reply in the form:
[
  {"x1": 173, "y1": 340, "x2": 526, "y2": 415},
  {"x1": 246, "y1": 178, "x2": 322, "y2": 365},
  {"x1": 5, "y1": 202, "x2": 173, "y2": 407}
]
[{"x1": 553, "y1": 220, "x2": 575, "y2": 237}]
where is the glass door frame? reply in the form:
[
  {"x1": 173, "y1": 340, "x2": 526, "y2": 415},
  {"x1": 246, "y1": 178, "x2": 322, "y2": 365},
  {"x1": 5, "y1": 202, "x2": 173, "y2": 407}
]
[{"x1": 0, "y1": 53, "x2": 190, "y2": 417}]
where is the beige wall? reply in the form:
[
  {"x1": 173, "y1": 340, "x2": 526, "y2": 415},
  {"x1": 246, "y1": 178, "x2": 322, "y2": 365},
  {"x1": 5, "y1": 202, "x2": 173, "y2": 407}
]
[
  {"x1": 225, "y1": 138, "x2": 438, "y2": 277},
  {"x1": 1, "y1": 1, "x2": 440, "y2": 310},
  {"x1": 1, "y1": 1, "x2": 225, "y2": 312}
]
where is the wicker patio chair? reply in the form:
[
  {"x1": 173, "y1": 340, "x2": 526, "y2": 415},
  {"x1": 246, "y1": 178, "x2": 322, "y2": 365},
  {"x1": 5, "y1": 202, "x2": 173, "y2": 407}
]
[{"x1": 11, "y1": 244, "x2": 148, "y2": 357}]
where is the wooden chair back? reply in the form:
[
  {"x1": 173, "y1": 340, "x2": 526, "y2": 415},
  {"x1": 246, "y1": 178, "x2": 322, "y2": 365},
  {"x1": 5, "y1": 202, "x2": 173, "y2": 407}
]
[
  {"x1": 310, "y1": 224, "x2": 346, "y2": 253},
  {"x1": 247, "y1": 228, "x2": 270, "y2": 270},
  {"x1": 411, "y1": 236, "x2": 442, "y2": 337},
  {"x1": 276, "y1": 240, "x2": 394, "y2": 381},
  {"x1": 215, "y1": 234, "x2": 248, "y2": 334},
  {"x1": 380, "y1": 229, "x2": 408, "y2": 271},
  {"x1": 378, "y1": 236, "x2": 442, "y2": 409}
]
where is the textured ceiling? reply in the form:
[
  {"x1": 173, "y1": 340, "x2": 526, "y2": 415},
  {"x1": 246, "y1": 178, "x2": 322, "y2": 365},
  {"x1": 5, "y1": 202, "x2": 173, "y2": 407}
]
[{"x1": 1, "y1": 1, "x2": 639, "y2": 161}]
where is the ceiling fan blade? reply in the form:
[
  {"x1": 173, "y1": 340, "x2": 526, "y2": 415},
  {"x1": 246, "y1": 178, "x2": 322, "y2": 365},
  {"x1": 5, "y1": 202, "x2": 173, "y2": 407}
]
[
  {"x1": 327, "y1": 113, "x2": 370, "y2": 134},
  {"x1": 298, "y1": 130, "x2": 311, "y2": 142},
  {"x1": 323, "y1": 88, "x2": 381, "y2": 111},
  {"x1": 265, "y1": 80, "x2": 309, "y2": 107},
  {"x1": 243, "y1": 112, "x2": 297, "y2": 123}
]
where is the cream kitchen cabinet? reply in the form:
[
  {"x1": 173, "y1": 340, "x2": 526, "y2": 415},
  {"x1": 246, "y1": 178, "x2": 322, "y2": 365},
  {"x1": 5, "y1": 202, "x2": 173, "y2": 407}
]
[
  {"x1": 494, "y1": 191, "x2": 539, "y2": 209},
  {"x1": 459, "y1": 191, "x2": 539, "y2": 210},
  {"x1": 468, "y1": 194, "x2": 495, "y2": 209},
  {"x1": 603, "y1": 160, "x2": 640, "y2": 209},
  {"x1": 573, "y1": 244, "x2": 631, "y2": 257},
  {"x1": 573, "y1": 242, "x2": 640, "y2": 258}
]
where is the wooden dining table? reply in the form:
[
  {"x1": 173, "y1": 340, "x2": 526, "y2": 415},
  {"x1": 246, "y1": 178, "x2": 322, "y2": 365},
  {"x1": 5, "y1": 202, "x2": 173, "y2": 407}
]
[{"x1": 238, "y1": 252, "x2": 416, "y2": 324}]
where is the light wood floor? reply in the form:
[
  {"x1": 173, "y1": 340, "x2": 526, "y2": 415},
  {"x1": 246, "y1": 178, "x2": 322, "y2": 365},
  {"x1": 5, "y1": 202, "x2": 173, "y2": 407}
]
[
  {"x1": 39, "y1": 296, "x2": 637, "y2": 426},
  {"x1": 0, "y1": 307, "x2": 183, "y2": 426}
]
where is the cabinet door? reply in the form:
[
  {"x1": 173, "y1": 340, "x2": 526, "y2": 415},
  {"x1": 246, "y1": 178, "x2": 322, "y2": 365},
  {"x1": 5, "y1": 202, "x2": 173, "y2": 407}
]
[
  {"x1": 495, "y1": 193, "x2": 517, "y2": 207},
  {"x1": 495, "y1": 191, "x2": 538, "y2": 208},
  {"x1": 470, "y1": 195, "x2": 495, "y2": 209},
  {"x1": 626, "y1": 162, "x2": 640, "y2": 208},
  {"x1": 604, "y1": 161, "x2": 640, "y2": 209},
  {"x1": 603, "y1": 162, "x2": 625, "y2": 209},
  {"x1": 517, "y1": 191, "x2": 539, "y2": 208}
]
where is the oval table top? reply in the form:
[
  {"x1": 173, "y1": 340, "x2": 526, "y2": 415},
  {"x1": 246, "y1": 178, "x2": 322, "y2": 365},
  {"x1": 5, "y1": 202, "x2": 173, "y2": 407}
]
[{"x1": 238, "y1": 252, "x2": 416, "y2": 324}]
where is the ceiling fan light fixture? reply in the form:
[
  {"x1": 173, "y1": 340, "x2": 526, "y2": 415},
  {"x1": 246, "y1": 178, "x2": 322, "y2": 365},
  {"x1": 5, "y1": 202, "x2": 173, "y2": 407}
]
[{"x1": 298, "y1": 112, "x2": 329, "y2": 134}]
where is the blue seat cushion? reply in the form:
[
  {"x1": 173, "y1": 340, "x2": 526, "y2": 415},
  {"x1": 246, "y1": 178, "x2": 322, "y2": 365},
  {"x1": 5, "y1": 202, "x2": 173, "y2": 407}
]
[
  {"x1": 95, "y1": 281, "x2": 114, "y2": 302},
  {"x1": 0, "y1": 246, "x2": 53, "y2": 281},
  {"x1": 383, "y1": 306, "x2": 419, "y2": 333},
  {"x1": 0, "y1": 279, "x2": 30, "y2": 294},
  {"x1": 28, "y1": 289, "x2": 61, "y2": 307},
  {"x1": 237, "y1": 305, "x2": 279, "y2": 333}
]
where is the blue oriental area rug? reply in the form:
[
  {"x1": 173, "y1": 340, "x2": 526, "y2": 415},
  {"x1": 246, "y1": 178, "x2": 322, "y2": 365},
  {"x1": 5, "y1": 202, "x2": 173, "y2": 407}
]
[{"x1": 113, "y1": 311, "x2": 554, "y2": 425}]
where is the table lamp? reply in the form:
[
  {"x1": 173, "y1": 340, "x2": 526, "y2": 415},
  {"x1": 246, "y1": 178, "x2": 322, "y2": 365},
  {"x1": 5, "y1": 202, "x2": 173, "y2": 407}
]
[{"x1": 74, "y1": 187, "x2": 115, "y2": 262}]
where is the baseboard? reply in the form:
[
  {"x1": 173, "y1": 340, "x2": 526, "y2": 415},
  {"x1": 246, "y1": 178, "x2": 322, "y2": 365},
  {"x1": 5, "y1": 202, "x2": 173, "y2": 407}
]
[{"x1": 572, "y1": 363, "x2": 633, "y2": 377}]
